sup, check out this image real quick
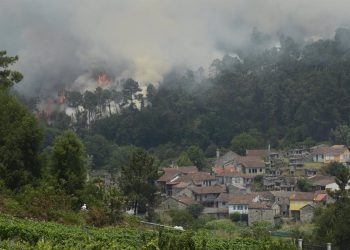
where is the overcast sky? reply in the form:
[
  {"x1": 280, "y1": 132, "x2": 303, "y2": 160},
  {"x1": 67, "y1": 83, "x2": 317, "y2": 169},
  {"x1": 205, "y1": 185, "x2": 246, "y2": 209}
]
[{"x1": 1, "y1": 0, "x2": 350, "y2": 95}]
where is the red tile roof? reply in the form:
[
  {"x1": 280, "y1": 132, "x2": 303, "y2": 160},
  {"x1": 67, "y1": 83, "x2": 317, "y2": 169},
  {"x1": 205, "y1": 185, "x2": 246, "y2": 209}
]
[
  {"x1": 246, "y1": 149, "x2": 269, "y2": 158},
  {"x1": 327, "y1": 145, "x2": 349, "y2": 156},
  {"x1": 173, "y1": 194, "x2": 198, "y2": 206},
  {"x1": 215, "y1": 193, "x2": 258, "y2": 204},
  {"x1": 289, "y1": 192, "x2": 315, "y2": 201},
  {"x1": 191, "y1": 185, "x2": 226, "y2": 194},
  {"x1": 248, "y1": 203, "x2": 270, "y2": 209}
]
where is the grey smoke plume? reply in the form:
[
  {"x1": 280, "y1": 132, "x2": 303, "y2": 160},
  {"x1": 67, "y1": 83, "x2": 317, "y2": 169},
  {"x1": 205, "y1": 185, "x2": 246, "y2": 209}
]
[{"x1": 1, "y1": 0, "x2": 350, "y2": 96}]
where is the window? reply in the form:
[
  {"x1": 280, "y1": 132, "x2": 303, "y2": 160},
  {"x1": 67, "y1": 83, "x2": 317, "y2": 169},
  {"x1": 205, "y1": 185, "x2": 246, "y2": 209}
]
[
  {"x1": 260, "y1": 168, "x2": 262, "y2": 172},
  {"x1": 204, "y1": 195, "x2": 207, "y2": 199},
  {"x1": 222, "y1": 202, "x2": 226, "y2": 205}
]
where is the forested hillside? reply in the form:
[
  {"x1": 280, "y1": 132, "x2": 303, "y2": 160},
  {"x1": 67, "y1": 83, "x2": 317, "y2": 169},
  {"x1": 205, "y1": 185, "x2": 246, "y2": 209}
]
[{"x1": 89, "y1": 28, "x2": 350, "y2": 154}]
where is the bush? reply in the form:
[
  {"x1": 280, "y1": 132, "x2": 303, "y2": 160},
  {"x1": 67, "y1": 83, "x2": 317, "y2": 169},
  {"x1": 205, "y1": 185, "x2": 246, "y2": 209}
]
[
  {"x1": 230, "y1": 212, "x2": 241, "y2": 222},
  {"x1": 204, "y1": 219, "x2": 235, "y2": 233}
]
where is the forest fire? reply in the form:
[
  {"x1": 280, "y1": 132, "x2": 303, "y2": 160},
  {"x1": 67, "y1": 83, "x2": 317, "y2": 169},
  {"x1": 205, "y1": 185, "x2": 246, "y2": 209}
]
[{"x1": 97, "y1": 72, "x2": 110, "y2": 87}]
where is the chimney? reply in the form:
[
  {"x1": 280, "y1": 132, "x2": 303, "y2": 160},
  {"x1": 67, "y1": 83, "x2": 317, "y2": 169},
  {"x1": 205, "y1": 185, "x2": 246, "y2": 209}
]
[{"x1": 216, "y1": 148, "x2": 220, "y2": 159}]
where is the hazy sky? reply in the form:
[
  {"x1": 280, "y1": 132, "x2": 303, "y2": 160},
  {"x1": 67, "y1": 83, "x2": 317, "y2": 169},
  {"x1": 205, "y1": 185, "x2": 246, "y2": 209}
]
[{"x1": 1, "y1": 0, "x2": 350, "y2": 95}]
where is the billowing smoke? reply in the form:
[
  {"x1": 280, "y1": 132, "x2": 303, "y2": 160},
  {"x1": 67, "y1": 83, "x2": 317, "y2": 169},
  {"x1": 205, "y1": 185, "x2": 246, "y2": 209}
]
[{"x1": 1, "y1": 0, "x2": 350, "y2": 96}]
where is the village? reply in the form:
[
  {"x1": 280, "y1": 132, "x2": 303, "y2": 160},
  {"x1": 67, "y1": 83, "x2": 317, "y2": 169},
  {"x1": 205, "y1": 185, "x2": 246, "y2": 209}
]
[{"x1": 156, "y1": 144, "x2": 350, "y2": 226}]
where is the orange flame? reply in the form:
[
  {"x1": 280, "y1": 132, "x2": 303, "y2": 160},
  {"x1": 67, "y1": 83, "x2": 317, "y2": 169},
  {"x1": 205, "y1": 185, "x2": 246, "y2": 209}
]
[{"x1": 97, "y1": 72, "x2": 110, "y2": 87}]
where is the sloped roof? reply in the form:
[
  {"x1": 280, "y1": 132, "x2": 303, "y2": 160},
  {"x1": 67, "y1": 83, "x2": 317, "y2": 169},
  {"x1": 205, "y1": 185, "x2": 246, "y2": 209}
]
[
  {"x1": 248, "y1": 203, "x2": 270, "y2": 209},
  {"x1": 270, "y1": 191, "x2": 295, "y2": 198},
  {"x1": 236, "y1": 156, "x2": 266, "y2": 169},
  {"x1": 191, "y1": 185, "x2": 226, "y2": 194},
  {"x1": 213, "y1": 165, "x2": 236, "y2": 175},
  {"x1": 214, "y1": 151, "x2": 239, "y2": 166},
  {"x1": 311, "y1": 145, "x2": 331, "y2": 155},
  {"x1": 162, "y1": 166, "x2": 198, "y2": 174},
  {"x1": 215, "y1": 193, "x2": 258, "y2": 204},
  {"x1": 327, "y1": 145, "x2": 349, "y2": 156},
  {"x1": 309, "y1": 175, "x2": 335, "y2": 186},
  {"x1": 173, "y1": 194, "x2": 198, "y2": 206},
  {"x1": 157, "y1": 169, "x2": 180, "y2": 182},
  {"x1": 246, "y1": 149, "x2": 269, "y2": 158},
  {"x1": 289, "y1": 192, "x2": 315, "y2": 201}
]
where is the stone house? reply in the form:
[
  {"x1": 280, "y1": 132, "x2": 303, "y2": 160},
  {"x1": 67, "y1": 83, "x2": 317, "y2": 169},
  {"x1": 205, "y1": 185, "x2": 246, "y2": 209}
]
[
  {"x1": 156, "y1": 166, "x2": 198, "y2": 195},
  {"x1": 192, "y1": 185, "x2": 226, "y2": 207},
  {"x1": 236, "y1": 157, "x2": 266, "y2": 176},
  {"x1": 246, "y1": 149, "x2": 269, "y2": 159},
  {"x1": 248, "y1": 203, "x2": 276, "y2": 226},
  {"x1": 214, "y1": 150, "x2": 239, "y2": 167},
  {"x1": 300, "y1": 204, "x2": 316, "y2": 223},
  {"x1": 159, "y1": 194, "x2": 199, "y2": 211},
  {"x1": 289, "y1": 192, "x2": 315, "y2": 220},
  {"x1": 310, "y1": 145, "x2": 330, "y2": 163},
  {"x1": 324, "y1": 145, "x2": 350, "y2": 164},
  {"x1": 270, "y1": 191, "x2": 293, "y2": 217},
  {"x1": 308, "y1": 175, "x2": 337, "y2": 191}
]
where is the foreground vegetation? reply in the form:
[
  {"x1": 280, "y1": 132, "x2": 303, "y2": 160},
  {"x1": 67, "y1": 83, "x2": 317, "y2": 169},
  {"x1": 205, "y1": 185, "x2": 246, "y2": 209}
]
[{"x1": 0, "y1": 214, "x2": 297, "y2": 250}]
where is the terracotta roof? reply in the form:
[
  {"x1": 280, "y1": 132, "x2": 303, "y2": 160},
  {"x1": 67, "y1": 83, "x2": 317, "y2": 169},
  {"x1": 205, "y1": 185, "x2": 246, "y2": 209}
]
[
  {"x1": 236, "y1": 156, "x2": 266, "y2": 168},
  {"x1": 157, "y1": 169, "x2": 180, "y2": 182},
  {"x1": 289, "y1": 192, "x2": 315, "y2": 201},
  {"x1": 215, "y1": 193, "x2": 258, "y2": 204},
  {"x1": 173, "y1": 195, "x2": 198, "y2": 206},
  {"x1": 213, "y1": 165, "x2": 236, "y2": 175},
  {"x1": 172, "y1": 182, "x2": 191, "y2": 189},
  {"x1": 214, "y1": 151, "x2": 239, "y2": 166},
  {"x1": 184, "y1": 172, "x2": 217, "y2": 182},
  {"x1": 162, "y1": 166, "x2": 198, "y2": 174},
  {"x1": 311, "y1": 145, "x2": 331, "y2": 155},
  {"x1": 270, "y1": 191, "x2": 295, "y2": 198},
  {"x1": 309, "y1": 175, "x2": 335, "y2": 186},
  {"x1": 314, "y1": 193, "x2": 327, "y2": 202},
  {"x1": 246, "y1": 149, "x2": 269, "y2": 158},
  {"x1": 191, "y1": 185, "x2": 226, "y2": 194},
  {"x1": 326, "y1": 145, "x2": 349, "y2": 156},
  {"x1": 248, "y1": 203, "x2": 270, "y2": 209}
]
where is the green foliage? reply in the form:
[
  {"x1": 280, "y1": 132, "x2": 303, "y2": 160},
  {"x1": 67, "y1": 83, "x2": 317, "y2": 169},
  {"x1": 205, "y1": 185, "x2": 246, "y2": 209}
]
[
  {"x1": 177, "y1": 152, "x2": 194, "y2": 166},
  {"x1": 119, "y1": 148, "x2": 160, "y2": 214},
  {"x1": 296, "y1": 178, "x2": 312, "y2": 192},
  {"x1": 0, "y1": 51, "x2": 23, "y2": 89},
  {"x1": 231, "y1": 133, "x2": 259, "y2": 156},
  {"x1": 0, "y1": 214, "x2": 298, "y2": 250},
  {"x1": 109, "y1": 145, "x2": 137, "y2": 174},
  {"x1": 0, "y1": 90, "x2": 43, "y2": 189},
  {"x1": 51, "y1": 130, "x2": 87, "y2": 195},
  {"x1": 186, "y1": 146, "x2": 207, "y2": 170},
  {"x1": 187, "y1": 204, "x2": 204, "y2": 219},
  {"x1": 204, "y1": 219, "x2": 236, "y2": 233},
  {"x1": 324, "y1": 161, "x2": 346, "y2": 176},
  {"x1": 241, "y1": 221, "x2": 273, "y2": 241},
  {"x1": 83, "y1": 134, "x2": 113, "y2": 168},
  {"x1": 230, "y1": 212, "x2": 242, "y2": 222},
  {"x1": 169, "y1": 209, "x2": 194, "y2": 228},
  {"x1": 330, "y1": 124, "x2": 350, "y2": 146}
]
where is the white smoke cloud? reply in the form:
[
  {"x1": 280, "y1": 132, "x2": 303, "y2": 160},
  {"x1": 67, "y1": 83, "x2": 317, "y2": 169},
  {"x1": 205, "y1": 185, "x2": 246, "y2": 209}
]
[{"x1": 1, "y1": 0, "x2": 350, "y2": 96}]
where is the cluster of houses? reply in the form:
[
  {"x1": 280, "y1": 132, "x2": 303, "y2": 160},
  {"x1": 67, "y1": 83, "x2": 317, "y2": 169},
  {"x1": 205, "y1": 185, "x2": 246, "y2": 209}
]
[{"x1": 156, "y1": 145, "x2": 349, "y2": 225}]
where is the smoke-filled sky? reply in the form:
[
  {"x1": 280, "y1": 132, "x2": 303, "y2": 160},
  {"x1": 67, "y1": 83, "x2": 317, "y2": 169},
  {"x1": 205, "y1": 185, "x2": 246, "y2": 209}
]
[{"x1": 1, "y1": 0, "x2": 350, "y2": 96}]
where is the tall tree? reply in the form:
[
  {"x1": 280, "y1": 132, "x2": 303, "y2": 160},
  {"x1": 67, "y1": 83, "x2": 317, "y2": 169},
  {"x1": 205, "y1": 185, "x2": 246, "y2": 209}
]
[
  {"x1": 0, "y1": 51, "x2": 23, "y2": 89},
  {"x1": 51, "y1": 130, "x2": 87, "y2": 194},
  {"x1": 119, "y1": 148, "x2": 159, "y2": 215},
  {"x1": 0, "y1": 91, "x2": 43, "y2": 189}
]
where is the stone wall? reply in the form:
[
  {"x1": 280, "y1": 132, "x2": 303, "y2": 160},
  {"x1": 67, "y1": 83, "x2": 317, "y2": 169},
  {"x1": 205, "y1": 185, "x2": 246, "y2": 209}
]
[{"x1": 248, "y1": 208, "x2": 275, "y2": 226}]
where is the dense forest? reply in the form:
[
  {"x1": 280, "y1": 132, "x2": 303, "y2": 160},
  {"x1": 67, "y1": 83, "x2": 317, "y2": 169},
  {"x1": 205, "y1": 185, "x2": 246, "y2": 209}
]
[
  {"x1": 15, "y1": 28, "x2": 350, "y2": 170},
  {"x1": 31, "y1": 28, "x2": 350, "y2": 166}
]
